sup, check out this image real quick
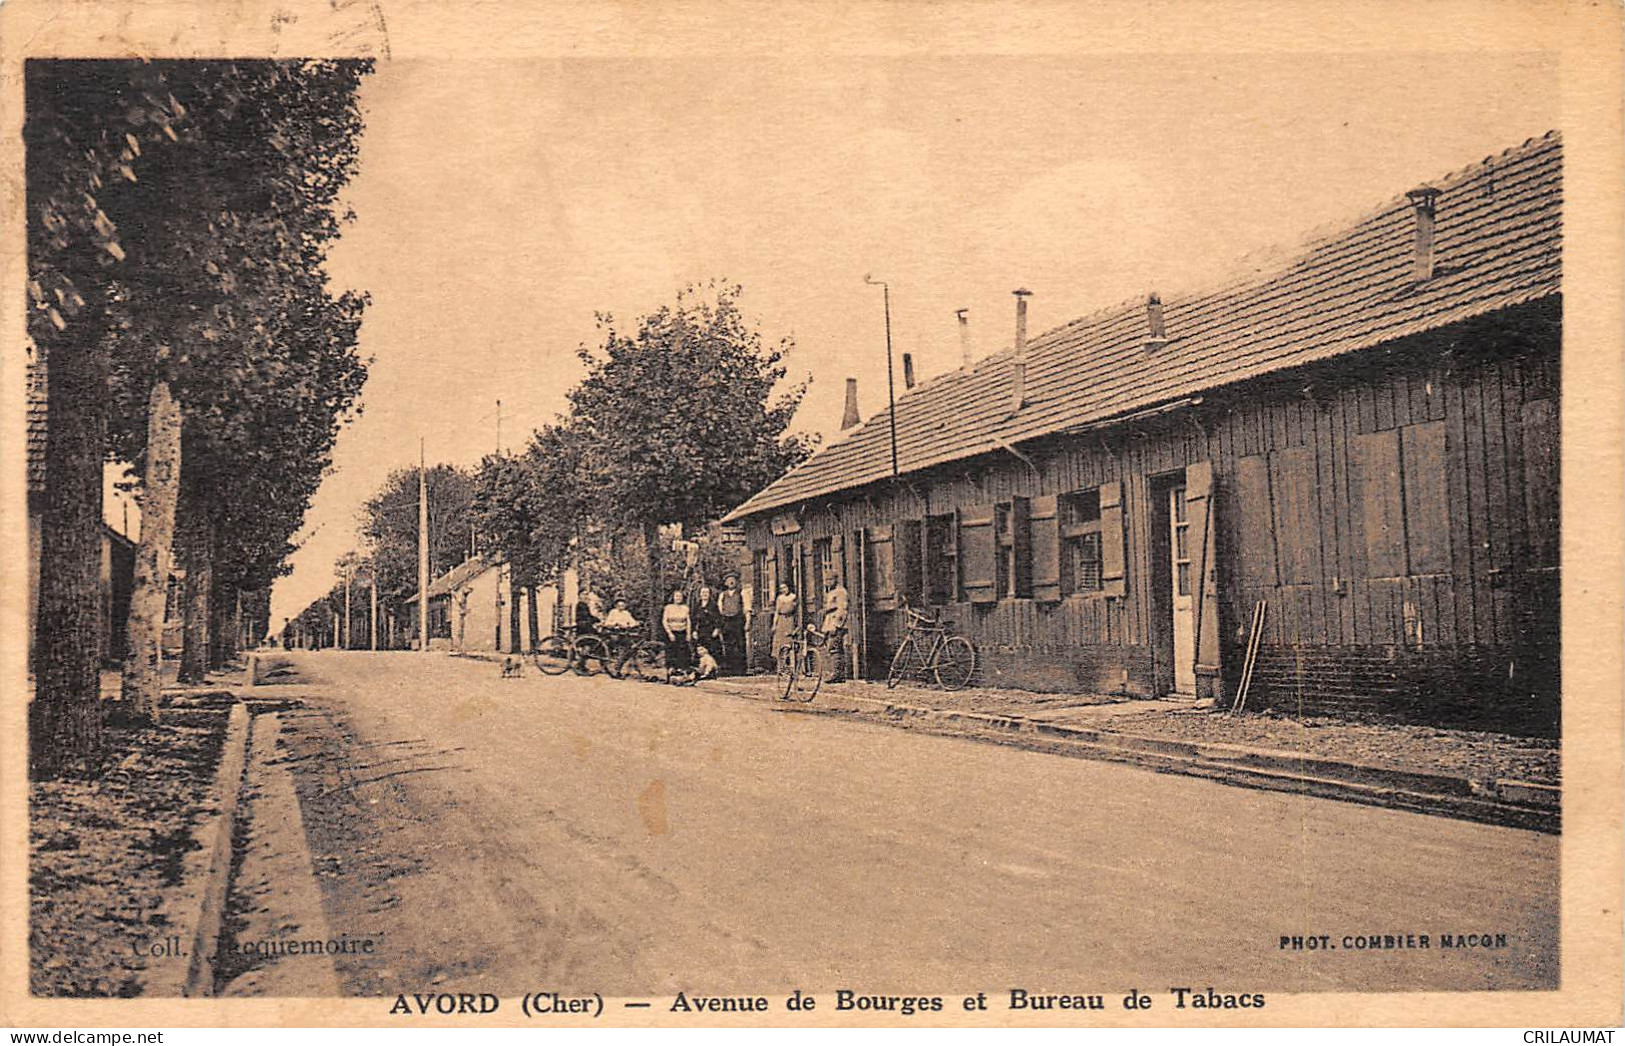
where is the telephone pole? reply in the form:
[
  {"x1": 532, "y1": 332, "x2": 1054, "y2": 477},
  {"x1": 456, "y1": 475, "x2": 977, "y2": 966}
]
[
  {"x1": 369, "y1": 577, "x2": 378, "y2": 651},
  {"x1": 419, "y1": 437, "x2": 430, "y2": 653}
]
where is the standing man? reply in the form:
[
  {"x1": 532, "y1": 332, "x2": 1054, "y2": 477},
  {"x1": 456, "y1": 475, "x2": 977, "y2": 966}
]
[
  {"x1": 821, "y1": 572, "x2": 850, "y2": 684},
  {"x1": 717, "y1": 572, "x2": 748, "y2": 675}
]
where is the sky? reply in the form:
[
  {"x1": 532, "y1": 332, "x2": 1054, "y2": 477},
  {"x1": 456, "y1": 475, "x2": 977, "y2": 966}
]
[{"x1": 269, "y1": 51, "x2": 1557, "y2": 625}]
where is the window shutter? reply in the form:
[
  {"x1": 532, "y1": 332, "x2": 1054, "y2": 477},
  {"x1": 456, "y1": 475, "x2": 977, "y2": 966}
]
[
  {"x1": 1269, "y1": 448, "x2": 1319, "y2": 584},
  {"x1": 1184, "y1": 460, "x2": 1214, "y2": 590},
  {"x1": 1354, "y1": 430, "x2": 1405, "y2": 578},
  {"x1": 867, "y1": 524, "x2": 897, "y2": 609},
  {"x1": 1011, "y1": 495, "x2": 1034, "y2": 599},
  {"x1": 1400, "y1": 421, "x2": 1449, "y2": 575},
  {"x1": 896, "y1": 519, "x2": 923, "y2": 606},
  {"x1": 829, "y1": 531, "x2": 846, "y2": 586},
  {"x1": 1099, "y1": 481, "x2": 1126, "y2": 598},
  {"x1": 1522, "y1": 399, "x2": 1558, "y2": 568},
  {"x1": 1233, "y1": 455, "x2": 1278, "y2": 586},
  {"x1": 1030, "y1": 494, "x2": 1061, "y2": 602},
  {"x1": 767, "y1": 546, "x2": 779, "y2": 601},
  {"x1": 958, "y1": 503, "x2": 999, "y2": 604}
]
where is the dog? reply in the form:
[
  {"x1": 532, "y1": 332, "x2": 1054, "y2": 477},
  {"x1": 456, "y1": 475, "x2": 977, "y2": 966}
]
[{"x1": 501, "y1": 655, "x2": 525, "y2": 678}]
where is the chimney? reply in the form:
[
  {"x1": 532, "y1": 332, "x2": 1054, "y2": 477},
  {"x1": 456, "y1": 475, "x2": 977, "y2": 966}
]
[
  {"x1": 1406, "y1": 185, "x2": 1442, "y2": 282},
  {"x1": 841, "y1": 377, "x2": 861, "y2": 430},
  {"x1": 902, "y1": 352, "x2": 916, "y2": 390},
  {"x1": 1145, "y1": 291, "x2": 1167, "y2": 349},
  {"x1": 1010, "y1": 288, "x2": 1031, "y2": 413},
  {"x1": 956, "y1": 308, "x2": 972, "y2": 368}
]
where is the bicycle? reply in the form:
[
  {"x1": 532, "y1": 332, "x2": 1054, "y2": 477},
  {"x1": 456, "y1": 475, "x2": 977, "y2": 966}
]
[
  {"x1": 531, "y1": 627, "x2": 612, "y2": 676},
  {"x1": 603, "y1": 629, "x2": 669, "y2": 682},
  {"x1": 776, "y1": 625, "x2": 827, "y2": 703},
  {"x1": 886, "y1": 597, "x2": 976, "y2": 690}
]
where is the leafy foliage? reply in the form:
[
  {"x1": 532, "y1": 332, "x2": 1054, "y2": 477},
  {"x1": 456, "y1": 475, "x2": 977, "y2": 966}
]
[{"x1": 359, "y1": 464, "x2": 477, "y2": 603}]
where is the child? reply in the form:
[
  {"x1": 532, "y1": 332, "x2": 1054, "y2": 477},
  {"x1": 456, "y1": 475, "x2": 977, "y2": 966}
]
[
  {"x1": 693, "y1": 644, "x2": 719, "y2": 681},
  {"x1": 601, "y1": 598, "x2": 640, "y2": 675}
]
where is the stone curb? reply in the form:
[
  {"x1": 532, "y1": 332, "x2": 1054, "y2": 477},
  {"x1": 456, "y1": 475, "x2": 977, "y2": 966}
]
[
  {"x1": 695, "y1": 678, "x2": 1560, "y2": 834},
  {"x1": 145, "y1": 701, "x2": 252, "y2": 997}
]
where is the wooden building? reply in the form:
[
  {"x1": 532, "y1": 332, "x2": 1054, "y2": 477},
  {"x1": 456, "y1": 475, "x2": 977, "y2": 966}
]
[{"x1": 724, "y1": 133, "x2": 1561, "y2": 735}]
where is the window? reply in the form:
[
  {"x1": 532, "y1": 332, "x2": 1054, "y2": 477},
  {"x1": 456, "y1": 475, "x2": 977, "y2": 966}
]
[
  {"x1": 751, "y1": 549, "x2": 769, "y2": 609},
  {"x1": 1060, "y1": 489, "x2": 1103, "y2": 594},
  {"x1": 1172, "y1": 488, "x2": 1191, "y2": 596},
  {"x1": 925, "y1": 513, "x2": 957, "y2": 603},
  {"x1": 812, "y1": 537, "x2": 832, "y2": 603}
]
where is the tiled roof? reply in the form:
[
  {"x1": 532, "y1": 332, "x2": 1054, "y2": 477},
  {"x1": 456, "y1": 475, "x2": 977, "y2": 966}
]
[
  {"x1": 725, "y1": 131, "x2": 1562, "y2": 522},
  {"x1": 403, "y1": 554, "x2": 497, "y2": 603}
]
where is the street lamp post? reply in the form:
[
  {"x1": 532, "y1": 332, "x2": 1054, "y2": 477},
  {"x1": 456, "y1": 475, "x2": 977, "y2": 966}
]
[{"x1": 864, "y1": 274, "x2": 900, "y2": 478}]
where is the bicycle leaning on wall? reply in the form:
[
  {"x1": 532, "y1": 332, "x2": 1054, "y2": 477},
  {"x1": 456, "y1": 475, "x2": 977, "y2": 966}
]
[{"x1": 886, "y1": 597, "x2": 977, "y2": 691}]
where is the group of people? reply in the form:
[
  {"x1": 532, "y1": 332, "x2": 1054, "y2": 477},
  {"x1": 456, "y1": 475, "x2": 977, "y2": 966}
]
[
  {"x1": 574, "y1": 572, "x2": 750, "y2": 682},
  {"x1": 771, "y1": 573, "x2": 850, "y2": 684},
  {"x1": 572, "y1": 569, "x2": 853, "y2": 684}
]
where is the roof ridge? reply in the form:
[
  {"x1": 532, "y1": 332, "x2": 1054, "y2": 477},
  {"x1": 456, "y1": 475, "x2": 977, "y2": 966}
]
[{"x1": 725, "y1": 132, "x2": 1563, "y2": 522}]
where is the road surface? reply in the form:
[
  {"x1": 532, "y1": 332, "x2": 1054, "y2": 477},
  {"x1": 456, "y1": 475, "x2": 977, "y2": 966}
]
[{"x1": 267, "y1": 650, "x2": 1558, "y2": 997}]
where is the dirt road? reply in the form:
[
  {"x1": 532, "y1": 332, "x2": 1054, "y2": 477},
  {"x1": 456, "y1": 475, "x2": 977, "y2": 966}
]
[{"x1": 269, "y1": 650, "x2": 1557, "y2": 997}]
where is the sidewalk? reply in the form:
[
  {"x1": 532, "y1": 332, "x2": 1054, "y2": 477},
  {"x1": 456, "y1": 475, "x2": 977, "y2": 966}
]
[{"x1": 694, "y1": 673, "x2": 1560, "y2": 833}]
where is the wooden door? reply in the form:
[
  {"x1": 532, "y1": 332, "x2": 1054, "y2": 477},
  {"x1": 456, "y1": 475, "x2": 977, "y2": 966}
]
[{"x1": 1169, "y1": 484, "x2": 1196, "y2": 694}]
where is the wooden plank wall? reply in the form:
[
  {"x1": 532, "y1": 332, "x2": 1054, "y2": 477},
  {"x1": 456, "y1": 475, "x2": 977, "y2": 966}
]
[{"x1": 741, "y1": 307, "x2": 1560, "y2": 716}]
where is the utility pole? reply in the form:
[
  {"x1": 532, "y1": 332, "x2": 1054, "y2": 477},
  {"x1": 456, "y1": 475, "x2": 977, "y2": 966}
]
[
  {"x1": 864, "y1": 274, "x2": 900, "y2": 477},
  {"x1": 369, "y1": 577, "x2": 378, "y2": 651},
  {"x1": 495, "y1": 398, "x2": 502, "y2": 456},
  {"x1": 419, "y1": 437, "x2": 430, "y2": 653}
]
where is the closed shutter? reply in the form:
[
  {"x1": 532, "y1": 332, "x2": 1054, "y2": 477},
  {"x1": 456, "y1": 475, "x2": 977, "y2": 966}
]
[
  {"x1": 1030, "y1": 494, "x2": 1062, "y2": 602},
  {"x1": 1270, "y1": 447, "x2": 1319, "y2": 584},
  {"x1": 1522, "y1": 399, "x2": 1558, "y2": 568},
  {"x1": 1354, "y1": 429, "x2": 1405, "y2": 578},
  {"x1": 1184, "y1": 461, "x2": 1214, "y2": 592},
  {"x1": 959, "y1": 503, "x2": 998, "y2": 604},
  {"x1": 1011, "y1": 495, "x2": 1034, "y2": 599},
  {"x1": 1099, "y1": 481, "x2": 1126, "y2": 598},
  {"x1": 896, "y1": 519, "x2": 923, "y2": 606},
  {"x1": 1401, "y1": 421, "x2": 1449, "y2": 574},
  {"x1": 1233, "y1": 455, "x2": 1278, "y2": 586},
  {"x1": 868, "y1": 524, "x2": 897, "y2": 608}
]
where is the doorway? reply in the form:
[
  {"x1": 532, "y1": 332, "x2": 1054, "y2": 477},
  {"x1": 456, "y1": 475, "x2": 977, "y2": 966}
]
[{"x1": 1149, "y1": 473, "x2": 1197, "y2": 696}]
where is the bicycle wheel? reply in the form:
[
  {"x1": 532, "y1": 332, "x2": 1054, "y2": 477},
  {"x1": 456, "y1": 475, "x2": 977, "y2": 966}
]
[
  {"x1": 627, "y1": 641, "x2": 668, "y2": 682},
  {"x1": 797, "y1": 645, "x2": 826, "y2": 703},
  {"x1": 777, "y1": 644, "x2": 798, "y2": 700},
  {"x1": 932, "y1": 635, "x2": 977, "y2": 691},
  {"x1": 886, "y1": 638, "x2": 916, "y2": 689},
  {"x1": 573, "y1": 635, "x2": 610, "y2": 675},
  {"x1": 531, "y1": 635, "x2": 572, "y2": 675}
]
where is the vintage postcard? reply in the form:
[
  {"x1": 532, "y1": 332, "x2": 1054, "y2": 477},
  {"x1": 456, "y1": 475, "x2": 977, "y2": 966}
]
[{"x1": 1, "y1": 0, "x2": 1620, "y2": 1031}]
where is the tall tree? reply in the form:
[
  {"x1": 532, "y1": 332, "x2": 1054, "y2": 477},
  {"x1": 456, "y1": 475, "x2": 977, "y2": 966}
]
[
  {"x1": 25, "y1": 61, "x2": 200, "y2": 775},
  {"x1": 360, "y1": 464, "x2": 477, "y2": 607},
  {"x1": 568, "y1": 281, "x2": 814, "y2": 625}
]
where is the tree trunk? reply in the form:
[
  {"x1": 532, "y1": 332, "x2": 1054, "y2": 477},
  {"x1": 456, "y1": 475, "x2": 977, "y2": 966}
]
[
  {"x1": 177, "y1": 489, "x2": 212, "y2": 683},
  {"x1": 209, "y1": 576, "x2": 235, "y2": 669},
  {"x1": 643, "y1": 520, "x2": 663, "y2": 642},
  {"x1": 29, "y1": 337, "x2": 109, "y2": 778},
  {"x1": 508, "y1": 570, "x2": 522, "y2": 654},
  {"x1": 525, "y1": 583, "x2": 541, "y2": 653},
  {"x1": 120, "y1": 380, "x2": 182, "y2": 721}
]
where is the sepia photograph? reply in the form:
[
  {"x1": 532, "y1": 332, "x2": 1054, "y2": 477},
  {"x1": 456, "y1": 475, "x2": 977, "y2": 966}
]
[{"x1": 2, "y1": 0, "x2": 1620, "y2": 1032}]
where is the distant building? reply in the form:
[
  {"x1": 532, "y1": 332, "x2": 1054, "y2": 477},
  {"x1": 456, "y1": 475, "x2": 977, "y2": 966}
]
[
  {"x1": 26, "y1": 346, "x2": 145, "y2": 670},
  {"x1": 401, "y1": 555, "x2": 571, "y2": 653},
  {"x1": 725, "y1": 133, "x2": 1562, "y2": 735}
]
